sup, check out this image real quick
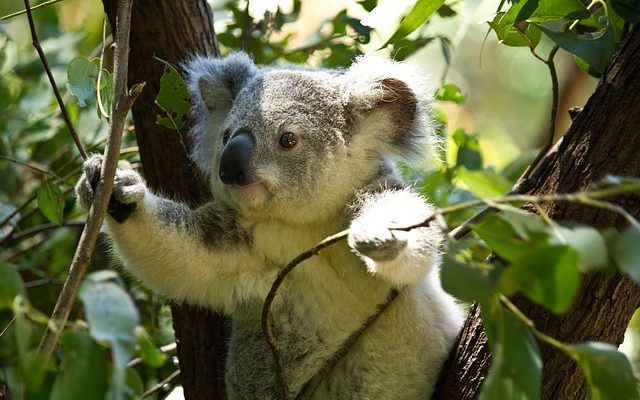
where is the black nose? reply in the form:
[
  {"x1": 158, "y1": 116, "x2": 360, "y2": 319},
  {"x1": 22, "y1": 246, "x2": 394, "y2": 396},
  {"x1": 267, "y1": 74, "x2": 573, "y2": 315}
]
[{"x1": 219, "y1": 133, "x2": 256, "y2": 186}]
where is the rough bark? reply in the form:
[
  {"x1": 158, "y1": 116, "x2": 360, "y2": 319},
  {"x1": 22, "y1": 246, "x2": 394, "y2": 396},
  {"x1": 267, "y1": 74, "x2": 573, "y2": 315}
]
[
  {"x1": 434, "y1": 26, "x2": 640, "y2": 399},
  {"x1": 101, "y1": 1, "x2": 229, "y2": 399}
]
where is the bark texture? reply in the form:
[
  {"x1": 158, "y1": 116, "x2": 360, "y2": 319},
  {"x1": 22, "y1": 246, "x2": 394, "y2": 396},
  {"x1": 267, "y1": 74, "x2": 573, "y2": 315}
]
[
  {"x1": 434, "y1": 26, "x2": 640, "y2": 399},
  {"x1": 102, "y1": 1, "x2": 229, "y2": 399}
]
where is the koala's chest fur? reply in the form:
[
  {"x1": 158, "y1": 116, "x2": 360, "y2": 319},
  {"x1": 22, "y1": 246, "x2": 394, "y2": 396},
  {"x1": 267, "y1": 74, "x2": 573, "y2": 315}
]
[{"x1": 229, "y1": 218, "x2": 391, "y2": 397}]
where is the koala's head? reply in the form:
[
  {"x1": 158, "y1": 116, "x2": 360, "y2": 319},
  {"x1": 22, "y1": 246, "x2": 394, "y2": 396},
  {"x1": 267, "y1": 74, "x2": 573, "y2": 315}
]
[{"x1": 184, "y1": 52, "x2": 434, "y2": 223}]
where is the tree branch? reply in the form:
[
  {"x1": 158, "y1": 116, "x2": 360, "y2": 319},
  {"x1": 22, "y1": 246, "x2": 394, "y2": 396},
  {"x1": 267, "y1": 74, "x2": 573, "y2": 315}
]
[
  {"x1": 38, "y1": 0, "x2": 142, "y2": 362},
  {"x1": 23, "y1": 0, "x2": 87, "y2": 160}
]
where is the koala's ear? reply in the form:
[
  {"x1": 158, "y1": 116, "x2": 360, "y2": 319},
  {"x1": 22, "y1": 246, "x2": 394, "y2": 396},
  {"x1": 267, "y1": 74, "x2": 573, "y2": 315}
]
[
  {"x1": 184, "y1": 52, "x2": 258, "y2": 112},
  {"x1": 341, "y1": 56, "x2": 433, "y2": 158}
]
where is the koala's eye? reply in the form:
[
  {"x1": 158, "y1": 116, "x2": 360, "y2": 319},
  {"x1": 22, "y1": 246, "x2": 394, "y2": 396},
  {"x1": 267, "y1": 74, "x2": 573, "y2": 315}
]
[
  {"x1": 278, "y1": 132, "x2": 297, "y2": 149},
  {"x1": 222, "y1": 129, "x2": 231, "y2": 145}
]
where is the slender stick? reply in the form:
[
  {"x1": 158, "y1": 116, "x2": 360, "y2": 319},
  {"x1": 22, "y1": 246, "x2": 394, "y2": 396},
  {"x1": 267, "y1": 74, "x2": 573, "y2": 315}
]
[
  {"x1": 141, "y1": 369, "x2": 181, "y2": 398},
  {"x1": 38, "y1": 0, "x2": 142, "y2": 361},
  {"x1": 261, "y1": 230, "x2": 349, "y2": 400},
  {"x1": 1, "y1": 0, "x2": 65, "y2": 21}
]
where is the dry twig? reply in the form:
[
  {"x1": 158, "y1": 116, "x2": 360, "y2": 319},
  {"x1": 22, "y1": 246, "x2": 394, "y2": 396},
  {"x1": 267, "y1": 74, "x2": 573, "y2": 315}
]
[{"x1": 38, "y1": 0, "x2": 143, "y2": 361}]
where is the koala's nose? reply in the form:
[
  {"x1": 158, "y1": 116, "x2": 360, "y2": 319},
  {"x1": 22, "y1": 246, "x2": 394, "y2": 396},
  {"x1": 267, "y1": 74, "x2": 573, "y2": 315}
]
[{"x1": 219, "y1": 133, "x2": 256, "y2": 186}]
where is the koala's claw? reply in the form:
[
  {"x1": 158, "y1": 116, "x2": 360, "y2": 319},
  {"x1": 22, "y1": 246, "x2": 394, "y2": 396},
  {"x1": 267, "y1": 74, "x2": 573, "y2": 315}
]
[
  {"x1": 75, "y1": 154, "x2": 145, "y2": 222},
  {"x1": 348, "y1": 224, "x2": 407, "y2": 262}
]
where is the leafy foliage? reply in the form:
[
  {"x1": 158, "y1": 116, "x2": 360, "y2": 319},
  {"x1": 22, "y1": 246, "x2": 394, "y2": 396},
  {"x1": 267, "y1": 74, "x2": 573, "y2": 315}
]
[{"x1": 0, "y1": 0, "x2": 638, "y2": 399}]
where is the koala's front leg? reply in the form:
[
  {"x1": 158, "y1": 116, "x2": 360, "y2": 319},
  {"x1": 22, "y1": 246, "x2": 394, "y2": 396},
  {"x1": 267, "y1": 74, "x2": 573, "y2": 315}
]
[
  {"x1": 348, "y1": 189, "x2": 442, "y2": 287},
  {"x1": 75, "y1": 155, "x2": 268, "y2": 312}
]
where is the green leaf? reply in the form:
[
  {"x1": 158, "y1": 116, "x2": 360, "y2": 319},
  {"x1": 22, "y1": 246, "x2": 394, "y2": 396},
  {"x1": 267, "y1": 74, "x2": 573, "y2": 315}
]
[
  {"x1": 473, "y1": 209, "x2": 549, "y2": 261},
  {"x1": 551, "y1": 223, "x2": 608, "y2": 271},
  {"x1": 0, "y1": 262, "x2": 26, "y2": 309},
  {"x1": 134, "y1": 326, "x2": 167, "y2": 368},
  {"x1": 155, "y1": 56, "x2": 191, "y2": 131},
  {"x1": 538, "y1": 21, "x2": 616, "y2": 75},
  {"x1": 50, "y1": 332, "x2": 109, "y2": 400},
  {"x1": 611, "y1": 0, "x2": 640, "y2": 23},
  {"x1": 611, "y1": 225, "x2": 640, "y2": 285},
  {"x1": 505, "y1": 0, "x2": 590, "y2": 23},
  {"x1": 436, "y1": 83, "x2": 466, "y2": 105},
  {"x1": 80, "y1": 271, "x2": 139, "y2": 400},
  {"x1": 441, "y1": 254, "x2": 494, "y2": 303},
  {"x1": 452, "y1": 129, "x2": 483, "y2": 170},
  {"x1": 37, "y1": 179, "x2": 65, "y2": 226},
  {"x1": 382, "y1": 0, "x2": 445, "y2": 47},
  {"x1": 456, "y1": 167, "x2": 512, "y2": 198},
  {"x1": 480, "y1": 300, "x2": 542, "y2": 400},
  {"x1": 499, "y1": 245, "x2": 580, "y2": 314},
  {"x1": 566, "y1": 342, "x2": 639, "y2": 400},
  {"x1": 66, "y1": 56, "x2": 99, "y2": 108},
  {"x1": 489, "y1": 12, "x2": 542, "y2": 48}
]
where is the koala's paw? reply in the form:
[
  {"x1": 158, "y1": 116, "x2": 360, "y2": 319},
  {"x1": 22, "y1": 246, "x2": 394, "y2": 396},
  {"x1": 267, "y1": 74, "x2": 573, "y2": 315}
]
[
  {"x1": 348, "y1": 221, "x2": 408, "y2": 262},
  {"x1": 75, "y1": 154, "x2": 145, "y2": 222}
]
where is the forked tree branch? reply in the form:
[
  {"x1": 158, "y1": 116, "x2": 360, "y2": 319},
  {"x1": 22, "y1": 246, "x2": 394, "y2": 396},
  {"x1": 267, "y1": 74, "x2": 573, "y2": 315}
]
[{"x1": 38, "y1": 0, "x2": 142, "y2": 361}]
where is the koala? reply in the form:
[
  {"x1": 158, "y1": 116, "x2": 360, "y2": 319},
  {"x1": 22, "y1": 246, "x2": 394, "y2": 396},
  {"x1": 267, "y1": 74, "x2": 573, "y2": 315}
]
[{"x1": 76, "y1": 52, "x2": 464, "y2": 399}]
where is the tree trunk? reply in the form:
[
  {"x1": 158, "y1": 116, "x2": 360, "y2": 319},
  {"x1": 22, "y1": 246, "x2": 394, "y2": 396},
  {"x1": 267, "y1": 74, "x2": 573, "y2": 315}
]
[
  {"x1": 101, "y1": 1, "x2": 229, "y2": 399},
  {"x1": 434, "y1": 25, "x2": 640, "y2": 399}
]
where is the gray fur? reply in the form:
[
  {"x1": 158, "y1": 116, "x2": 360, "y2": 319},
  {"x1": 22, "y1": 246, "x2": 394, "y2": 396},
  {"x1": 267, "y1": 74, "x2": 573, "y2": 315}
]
[{"x1": 75, "y1": 53, "x2": 463, "y2": 399}]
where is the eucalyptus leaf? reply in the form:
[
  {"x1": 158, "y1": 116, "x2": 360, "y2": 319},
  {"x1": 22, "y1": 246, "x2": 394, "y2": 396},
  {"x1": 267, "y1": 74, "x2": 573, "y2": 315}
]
[
  {"x1": 66, "y1": 56, "x2": 98, "y2": 108},
  {"x1": 566, "y1": 342, "x2": 639, "y2": 400},
  {"x1": 480, "y1": 301, "x2": 542, "y2": 400},
  {"x1": 436, "y1": 83, "x2": 466, "y2": 105},
  {"x1": 611, "y1": 225, "x2": 640, "y2": 285},
  {"x1": 499, "y1": 245, "x2": 580, "y2": 314},
  {"x1": 456, "y1": 167, "x2": 512, "y2": 199},
  {"x1": 134, "y1": 326, "x2": 167, "y2": 368},
  {"x1": 551, "y1": 224, "x2": 609, "y2": 271},
  {"x1": 155, "y1": 56, "x2": 191, "y2": 131},
  {"x1": 505, "y1": 0, "x2": 590, "y2": 23},
  {"x1": 611, "y1": 0, "x2": 640, "y2": 23},
  {"x1": 382, "y1": 0, "x2": 445, "y2": 47},
  {"x1": 80, "y1": 272, "x2": 139, "y2": 400},
  {"x1": 441, "y1": 254, "x2": 494, "y2": 303},
  {"x1": 538, "y1": 21, "x2": 616, "y2": 75},
  {"x1": 37, "y1": 179, "x2": 65, "y2": 226},
  {"x1": 50, "y1": 332, "x2": 109, "y2": 400},
  {"x1": 0, "y1": 262, "x2": 26, "y2": 309}
]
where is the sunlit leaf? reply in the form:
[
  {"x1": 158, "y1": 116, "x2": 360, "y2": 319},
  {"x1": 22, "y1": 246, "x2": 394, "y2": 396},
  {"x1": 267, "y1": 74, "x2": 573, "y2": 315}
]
[
  {"x1": 489, "y1": 12, "x2": 542, "y2": 48},
  {"x1": 37, "y1": 179, "x2": 65, "y2": 226},
  {"x1": 66, "y1": 56, "x2": 99, "y2": 108},
  {"x1": 499, "y1": 245, "x2": 580, "y2": 314},
  {"x1": 480, "y1": 300, "x2": 542, "y2": 400},
  {"x1": 436, "y1": 83, "x2": 466, "y2": 105},
  {"x1": 382, "y1": 0, "x2": 445, "y2": 47},
  {"x1": 155, "y1": 56, "x2": 190, "y2": 131},
  {"x1": 50, "y1": 332, "x2": 109, "y2": 400},
  {"x1": 505, "y1": 0, "x2": 590, "y2": 23},
  {"x1": 456, "y1": 167, "x2": 512, "y2": 198},
  {"x1": 552, "y1": 223, "x2": 609, "y2": 271},
  {"x1": 566, "y1": 342, "x2": 639, "y2": 400}
]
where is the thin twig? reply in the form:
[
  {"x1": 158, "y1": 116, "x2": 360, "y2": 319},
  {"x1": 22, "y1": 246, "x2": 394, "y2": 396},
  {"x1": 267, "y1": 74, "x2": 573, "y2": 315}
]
[
  {"x1": 24, "y1": 277, "x2": 64, "y2": 289},
  {"x1": 3, "y1": 220, "x2": 85, "y2": 245},
  {"x1": 38, "y1": 0, "x2": 141, "y2": 362},
  {"x1": 23, "y1": 0, "x2": 87, "y2": 160},
  {"x1": 141, "y1": 369, "x2": 181, "y2": 398},
  {"x1": 1, "y1": 0, "x2": 65, "y2": 21},
  {"x1": 0, "y1": 154, "x2": 65, "y2": 182},
  {"x1": 262, "y1": 230, "x2": 349, "y2": 400}
]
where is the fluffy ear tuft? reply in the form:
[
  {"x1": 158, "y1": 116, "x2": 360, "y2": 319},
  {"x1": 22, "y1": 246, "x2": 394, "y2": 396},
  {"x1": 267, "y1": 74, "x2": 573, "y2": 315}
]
[
  {"x1": 341, "y1": 56, "x2": 435, "y2": 160},
  {"x1": 183, "y1": 52, "x2": 258, "y2": 112},
  {"x1": 182, "y1": 52, "x2": 257, "y2": 178}
]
